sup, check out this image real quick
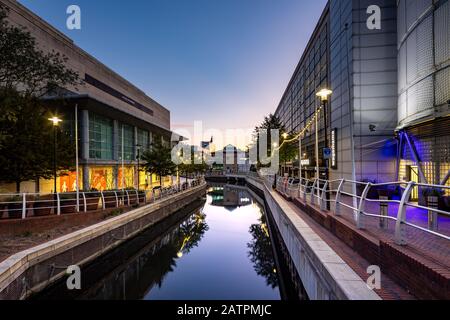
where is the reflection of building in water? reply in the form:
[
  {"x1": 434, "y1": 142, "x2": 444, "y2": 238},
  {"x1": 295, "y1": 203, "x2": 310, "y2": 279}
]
[
  {"x1": 209, "y1": 186, "x2": 252, "y2": 209},
  {"x1": 37, "y1": 209, "x2": 208, "y2": 300}
]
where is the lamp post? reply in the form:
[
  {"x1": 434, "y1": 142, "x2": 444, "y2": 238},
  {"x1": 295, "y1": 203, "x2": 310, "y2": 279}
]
[
  {"x1": 135, "y1": 144, "x2": 142, "y2": 191},
  {"x1": 299, "y1": 132, "x2": 303, "y2": 180},
  {"x1": 282, "y1": 133, "x2": 288, "y2": 176},
  {"x1": 48, "y1": 116, "x2": 62, "y2": 194},
  {"x1": 273, "y1": 142, "x2": 278, "y2": 189},
  {"x1": 316, "y1": 88, "x2": 332, "y2": 178},
  {"x1": 316, "y1": 88, "x2": 332, "y2": 209}
]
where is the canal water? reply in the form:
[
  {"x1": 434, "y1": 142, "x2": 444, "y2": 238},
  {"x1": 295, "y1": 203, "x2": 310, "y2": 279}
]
[{"x1": 34, "y1": 184, "x2": 289, "y2": 300}]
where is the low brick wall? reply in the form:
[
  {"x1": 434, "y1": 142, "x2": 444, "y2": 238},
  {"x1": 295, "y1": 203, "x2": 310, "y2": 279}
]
[
  {"x1": 291, "y1": 194, "x2": 450, "y2": 300},
  {"x1": 0, "y1": 184, "x2": 207, "y2": 300}
]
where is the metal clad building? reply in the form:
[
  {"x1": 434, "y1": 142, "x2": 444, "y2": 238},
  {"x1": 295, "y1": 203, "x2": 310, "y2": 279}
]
[
  {"x1": 397, "y1": 0, "x2": 450, "y2": 192},
  {"x1": 274, "y1": 0, "x2": 399, "y2": 184},
  {"x1": 329, "y1": 0, "x2": 398, "y2": 184}
]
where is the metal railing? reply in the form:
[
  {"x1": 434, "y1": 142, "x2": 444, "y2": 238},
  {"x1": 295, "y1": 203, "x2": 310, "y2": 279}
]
[
  {"x1": 267, "y1": 174, "x2": 450, "y2": 245},
  {"x1": 0, "y1": 178, "x2": 205, "y2": 221},
  {"x1": 205, "y1": 171, "x2": 251, "y2": 177}
]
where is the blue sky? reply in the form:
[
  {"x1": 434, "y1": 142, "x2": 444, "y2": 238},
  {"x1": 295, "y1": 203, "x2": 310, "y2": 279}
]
[{"x1": 19, "y1": 0, "x2": 327, "y2": 144}]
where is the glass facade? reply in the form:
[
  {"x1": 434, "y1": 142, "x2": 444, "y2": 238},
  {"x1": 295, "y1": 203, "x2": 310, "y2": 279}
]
[
  {"x1": 89, "y1": 113, "x2": 113, "y2": 160},
  {"x1": 119, "y1": 123, "x2": 135, "y2": 161},
  {"x1": 118, "y1": 166, "x2": 135, "y2": 189},
  {"x1": 89, "y1": 167, "x2": 115, "y2": 191},
  {"x1": 137, "y1": 128, "x2": 150, "y2": 152},
  {"x1": 274, "y1": 8, "x2": 329, "y2": 174}
]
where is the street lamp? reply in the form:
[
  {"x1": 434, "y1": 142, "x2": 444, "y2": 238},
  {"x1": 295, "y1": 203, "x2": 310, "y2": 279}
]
[
  {"x1": 315, "y1": 88, "x2": 332, "y2": 178},
  {"x1": 48, "y1": 116, "x2": 62, "y2": 194},
  {"x1": 136, "y1": 144, "x2": 142, "y2": 191},
  {"x1": 282, "y1": 133, "x2": 288, "y2": 176},
  {"x1": 316, "y1": 88, "x2": 332, "y2": 208}
]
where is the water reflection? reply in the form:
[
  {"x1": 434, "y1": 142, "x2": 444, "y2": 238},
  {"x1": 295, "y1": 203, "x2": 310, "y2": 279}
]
[
  {"x1": 34, "y1": 185, "x2": 282, "y2": 300},
  {"x1": 209, "y1": 185, "x2": 252, "y2": 209},
  {"x1": 248, "y1": 213, "x2": 279, "y2": 289}
]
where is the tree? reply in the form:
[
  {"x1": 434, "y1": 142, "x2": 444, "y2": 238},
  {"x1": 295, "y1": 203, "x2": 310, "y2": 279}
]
[
  {"x1": 0, "y1": 5, "x2": 80, "y2": 191},
  {"x1": 0, "y1": 93, "x2": 75, "y2": 192},
  {"x1": 0, "y1": 5, "x2": 80, "y2": 97},
  {"x1": 141, "y1": 141, "x2": 176, "y2": 187},
  {"x1": 252, "y1": 114, "x2": 286, "y2": 168},
  {"x1": 279, "y1": 133, "x2": 299, "y2": 166}
]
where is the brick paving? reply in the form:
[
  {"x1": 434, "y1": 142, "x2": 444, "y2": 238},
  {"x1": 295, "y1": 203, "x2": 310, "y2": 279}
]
[
  {"x1": 281, "y1": 195, "x2": 415, "y2": 300},
  {"x1": 323, "y1": 194, "x2": 450, "y2": 268}
]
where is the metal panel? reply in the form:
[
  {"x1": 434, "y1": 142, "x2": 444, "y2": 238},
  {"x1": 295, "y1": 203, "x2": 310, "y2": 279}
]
[
  {"x1": 435, "y1": 0, "x2": 450, "y2": 66},
  {"x1": 435, "y1": 67, "x2": 450, "y2": 106}
]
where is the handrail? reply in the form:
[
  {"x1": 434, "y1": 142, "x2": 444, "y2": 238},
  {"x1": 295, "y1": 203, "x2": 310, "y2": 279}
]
[
  {"x1": 0, "y1": 179, "x2": 206, "y2": 221},
  {"x1": 264, "y1": 172, "x2": 450, "y2": 245}
]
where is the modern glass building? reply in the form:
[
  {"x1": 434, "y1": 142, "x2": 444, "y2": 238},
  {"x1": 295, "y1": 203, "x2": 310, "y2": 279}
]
[
  {"x1": 274, "y1": 0, "x2": 400, "y2": 186},
  {"x1": 274, "y1": 4, "x2": 330, "y2": 178},
  {"x1": 1, "y1": 0, "x2": 181, "y2": 193}
]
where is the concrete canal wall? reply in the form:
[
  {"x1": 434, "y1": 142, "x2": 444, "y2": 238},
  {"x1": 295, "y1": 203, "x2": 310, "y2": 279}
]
[
  {"x1": 244, "y1": 176, "x2": 380, "y2": 300},
  {"x1": 0, "y1": 184, "x2": 207, "y2": 300}
]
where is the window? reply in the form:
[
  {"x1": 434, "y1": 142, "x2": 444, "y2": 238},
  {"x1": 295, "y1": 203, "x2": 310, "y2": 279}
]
[
  {"x1": 137, "y1": 128, "x2": 150, "y2": 151},
  {"x1": 119, "y1": 123, "x2": 134, "y2": 161},
  {"x1": 89, "y1": 113, "x2": 113, "y2": 160}
]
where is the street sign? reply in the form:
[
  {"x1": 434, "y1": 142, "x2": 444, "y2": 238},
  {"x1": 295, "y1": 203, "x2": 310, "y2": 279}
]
[{"x1": 323, "y1": 148, "x2": 332, "y2": 160}]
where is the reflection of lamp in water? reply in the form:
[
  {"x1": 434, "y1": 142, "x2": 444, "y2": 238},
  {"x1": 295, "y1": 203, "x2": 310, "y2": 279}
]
[{"x1": 176, "y1": 235, "x2": 191, "y2": 259}]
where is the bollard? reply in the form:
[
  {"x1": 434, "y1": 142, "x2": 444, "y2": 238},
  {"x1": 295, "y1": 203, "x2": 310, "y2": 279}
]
[
  {"x1": 427, "y1": 196, "x2": 439, "y2": 231},
  {"x1": 379, "y1": 196, "x2": 389, "y2": 229}
]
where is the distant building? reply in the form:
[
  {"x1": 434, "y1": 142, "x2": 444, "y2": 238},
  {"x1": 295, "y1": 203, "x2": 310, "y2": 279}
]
[
  {"x1": 210, "y1": 145, "x2": 249, "y2": 174},
  {"x1": 0, "y1": 0, "x2": 182, "y2": 193}
]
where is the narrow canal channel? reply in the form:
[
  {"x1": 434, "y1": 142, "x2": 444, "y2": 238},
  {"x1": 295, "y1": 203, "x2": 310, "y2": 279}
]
[{"x1": 33, "y1": 184, "x2": 302, "y2": 300}]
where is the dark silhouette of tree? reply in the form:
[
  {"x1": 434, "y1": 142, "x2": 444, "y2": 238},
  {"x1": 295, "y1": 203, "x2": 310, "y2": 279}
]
[
  {"x1": 251, "y1": 114, "x2": 287, "y2": 169},
  {"x1": 0, "y1": 5, "x2": 80, "y2": 97},
  {"x1": 0, "y1": 5, "x2": 80, "y2": 190},
  {"x1": 0, "y1": 89, "x2": 75, "y2": 192}
]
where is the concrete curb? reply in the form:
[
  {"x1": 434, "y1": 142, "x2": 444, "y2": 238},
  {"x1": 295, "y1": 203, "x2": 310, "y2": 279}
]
[
  {"x1": 246, "y1": 176, "x2": 381, "y2": 300},
  {"x1": 0, "y1": 184, "x2": 207, "y2": 299}
]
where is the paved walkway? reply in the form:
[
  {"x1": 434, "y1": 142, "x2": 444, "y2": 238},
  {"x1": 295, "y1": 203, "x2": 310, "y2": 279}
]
[
  {"x1": 280, "y1": 195, "x2": 415, "y2": 300},
  {"x1": 327, "y1": 194, "x2": 450, "y2": 268}
]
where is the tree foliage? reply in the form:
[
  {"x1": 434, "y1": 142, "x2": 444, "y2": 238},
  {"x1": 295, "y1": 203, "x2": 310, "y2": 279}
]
[
  {"x1": 279, "y1": 133, "x2": 299, "y2": 165},
  {"x1": 0, "y1": 5, "x2": 80, "y2": 97},
  {"x1": 0, "y1": 5, "x2": 80, "y2": 191},
  {"x1": 141, "y1": 141, "x2": 177, "y2": 187},
  {"x1": 251, "y1": 114, "x2": 286, "y2": 168},
  {"x1": 0, "y1": 91, "x2": 75, "y2": 192}
]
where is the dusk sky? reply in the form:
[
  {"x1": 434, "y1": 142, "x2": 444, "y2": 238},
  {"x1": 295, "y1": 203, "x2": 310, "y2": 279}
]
[{"x1": 19, "y1": 0, "x2": 327, "y2": 147}]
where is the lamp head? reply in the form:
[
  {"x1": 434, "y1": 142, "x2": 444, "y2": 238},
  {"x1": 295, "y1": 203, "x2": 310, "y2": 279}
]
[
  {"x1": 48, "y1": 116, "x2": 62, "y2": 126},
  {"x1": 316, "y1": 88, "x2": 333, "y2": 102}
]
